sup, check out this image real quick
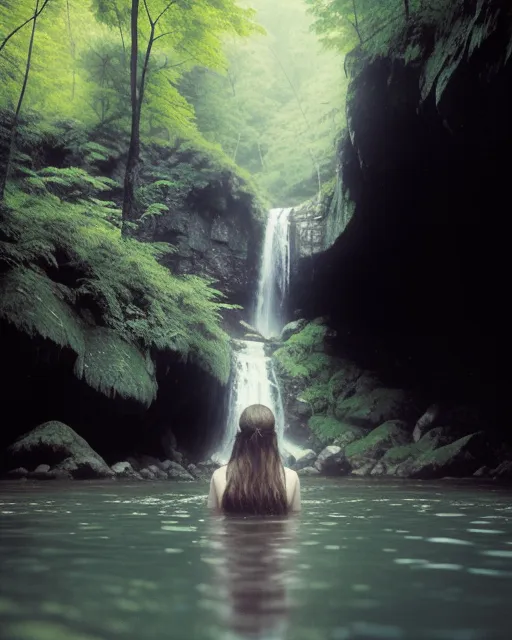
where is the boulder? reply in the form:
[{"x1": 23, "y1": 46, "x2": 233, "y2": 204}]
[
  {"x1": 297, "y1": 466, "x2": 320, "y2": 476},
  {"x1": 332, "y1": 425, "x2": 366, "y2": 449},
  {"x1": 279, "y1": 319, "x2": 308, "y2": 342},
  {"x1": 139, "y1": 455, "x2": 162, "y2": 470},
  {"x1": 369, "y1": 426, "x2": 465, "y2": 477},
  {"x1": 314, "y1": 446, "x2": 350, "y2": 476},
  {"x1": 490, "y1": 461, "x2": 512, "y2": 479},
  {"x1": 345, "y1": 420, "x2": 411, "y2": 471},
  {"x1": 7, "y1": 467, "x2": 28, "y2": 479},
  {"x1": 412, "y1": 404, "x2": 441, "y2": 442},
  {"x1": 351, "y1": 462, "x2": 376, "y2": 476},
  {"x1": 166, "y1": 461, "x2": 194, "y2": 481},
  {"x1": 148, "y1": 464, "x2": 168, "y2": 480},
  {"x1": 186, "y1": 463, "x2": 202, "y2": 479},
  {"x1": 293, "y1": 449, "x2": 317, "y2": 471},
  {"x1": 111, "y1": 461, "x2": 140, "y2": 479},
  {"x1": 6, "y1": 421, "x2": 114, "y2": 479},
  {"x1": 34, "y1": 464, "x2": 50, "y2": 473},
  {"x1": 27, "y1": 470, "x2": 58, "y2": 480},
  {"x1": 417, "y1": 426, "x2": 456, "y2": 449},
  {"x1": 126, "y1": 456, "x2": 141, "y2": 471},
  {"x1": 335, "y1": 388, "x2": 417, "y2": 429},
  {"x1": 474, "y1": 466, "x2": 490, "y2": 477},
  {"x1": 168, "y1": 449, "x2": 184, "y2": 465},
  {"x1": 396, "y1": 432, "x2": 488, "y2": 478}
]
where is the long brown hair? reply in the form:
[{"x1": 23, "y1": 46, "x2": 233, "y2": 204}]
[{"x1": 221, "y1": 404, "x2": 288, "y2": 515}]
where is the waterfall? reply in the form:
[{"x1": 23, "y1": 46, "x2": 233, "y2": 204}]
[
  {"x1": 254, "y1": 208, "x2": 291, "y2": 339},
  {"x1": 213, "y1": 340, "x2": 285, "y2": 464},
  {"x1": 214, "y1": 207, "x2": 300, "y2": 464}
]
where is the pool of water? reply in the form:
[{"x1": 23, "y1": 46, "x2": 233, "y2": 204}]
[{"x1": 0, "y1": 478, "x2": 511, "y2": 640}]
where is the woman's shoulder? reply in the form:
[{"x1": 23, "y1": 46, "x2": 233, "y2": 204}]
[
  {"x1": 283, "y1": 466, "x2": 299, "y2": 482},
  {"x1": 212, "y1": 464, "x2": 228, "y2": 479}
]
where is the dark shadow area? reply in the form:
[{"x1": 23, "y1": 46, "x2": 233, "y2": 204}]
[{"x1": 291, "y1": 40, "x2": 510, "y2": 438}]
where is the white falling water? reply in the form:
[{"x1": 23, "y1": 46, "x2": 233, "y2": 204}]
[
  {"x1": 254, "y1": 208, "x2": 291, "y2": 339},
  {"x1": 214, "y1": 340, "x2": 285, "y2": 464},
  {"x1": 214, "y1": 207, "x2": 303, "y2": 464}
]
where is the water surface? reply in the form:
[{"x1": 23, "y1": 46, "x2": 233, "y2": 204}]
[{"x1": 1, "y1": 478, "x2": 511, "y2": 640}]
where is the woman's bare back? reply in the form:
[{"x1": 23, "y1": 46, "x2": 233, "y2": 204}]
[{"x1": 208, "y1": 465, "x2": 301, "y2": 512}]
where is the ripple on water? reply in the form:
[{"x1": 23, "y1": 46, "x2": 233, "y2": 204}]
[
  {"x1": 467, "y1": 568, "x2": 512, "y2": 577},
  {"x1": 426, "y1": 538, "x2": 473, "y2": 546},
  {"x1": 417, "y1": 563, "x2": 463, "y2": 571},
  {"x1": 467, "y1": 529, "x2": 504, "y2": 534},
  {"x1": 480, "y1": 550, "x2": 512, "y2": 558}
]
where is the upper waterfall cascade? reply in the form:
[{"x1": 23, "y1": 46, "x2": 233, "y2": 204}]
[{"x1": 254, "y1": 208, "x2": 291, "y2": 339}]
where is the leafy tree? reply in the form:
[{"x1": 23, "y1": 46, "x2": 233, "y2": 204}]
[
  {"x1": 181, "y1": 0, "x2": 347, "y2": 205},
  {"x1": 93, "y1": 0, "x2": 260, "y2": 231},
  {"x1": 0, "y1": 0, "x2": 52, "y2": 200}
]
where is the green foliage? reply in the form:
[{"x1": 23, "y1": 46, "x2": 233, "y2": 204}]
[
  {"x1": 307, "y1": 0, "x2": 511, "y2": 109},
  {"x1": 74, "y1": 327, "x2": 157, "y2": 405},
  {"x1": 308, "y1": 415, "x2": 347, "y2": 440},
  {"x1": 273, "y1": 321, "x2": 331, "y2": 379},
  {"x1": 300, "y1": 383, "x2": 331, "y2": 413},
  {"x1": 21, "y1": 166, "x2": 117, "y2": 201},
  {"x1": 0, "y1": 178, "x2": 233, "y2": 400},
  {"x1": 182, "y1": 0, "x2": 347, "y2": 205},
  {"x1": 0, "y1": 266, "x2": 84, "y2": 355}
]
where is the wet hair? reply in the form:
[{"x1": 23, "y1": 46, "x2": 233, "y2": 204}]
[{"x1": 221, "y1": 404, "x2": 288, "y2": 515}]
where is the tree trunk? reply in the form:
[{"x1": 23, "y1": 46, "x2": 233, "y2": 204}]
[
  {"x1": 66, "y1": 0, "x2": 76, "y2": 100},
  {"x1": 404, "y1": 0, "x2": 410, "y2": 20},
  {"x1": 0, "y1": 0, "x2": 49, "y2": 54},
  {"x1": 352, "y1": 0, "x2": 362, "y2": 44},
  {"x1": 0, "y1": 0, "x2": 41, "y2": 201},
  {"x1": 121, "y1": 0, "x2": 140, "y2": 234}
]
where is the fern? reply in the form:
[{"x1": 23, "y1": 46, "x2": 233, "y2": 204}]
[
  {"x1": 0, "y1": 182, "x2": 233, "y2": 395},
  {"x1": 0, "y1": 266, "x2": 84, "y2": 356},
  {"x1": 74, "y1": 327, "x2": 157, "y2": 406},
  {"x1": 274, "y1": 321, "x2": 331, "y2": 380},
  {"x1": 23, "y1": 166, "x2": 117, "y2": 201}
]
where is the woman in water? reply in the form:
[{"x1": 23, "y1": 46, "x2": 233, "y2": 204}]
[{"x1": 207, "y1": 404, "x2": 301, "y2": 514}]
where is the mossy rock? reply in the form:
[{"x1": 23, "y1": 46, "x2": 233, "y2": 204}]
[
  {"x1": 279, "y1": 319, "x2": 307, "y2": 342},
  {"x1": 372, "y1": 426, "x2": 462, "y2": 476},
  {"x1": 308, "y1": 415, "x2": 365, "y2": 447},
  {"x1": 74, "y1": 327, "x2": 157, "y2": 407},
  {"x1": 5, "y1": 421, "x2": 114, "y2": 479},
  {"x1": 345, "y1": 420, "x2": 411, "y2": 471},
  {"x1": 396, "y1": 432, "x2": 488, "y2": 479},
  {"x1": 335, "y1": 388, "x2": 416, "y2": 429}
]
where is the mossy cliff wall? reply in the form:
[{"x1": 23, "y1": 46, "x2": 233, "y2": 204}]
[{"x1": 288, "y1": 2, "x2": 512, "y2": 438}]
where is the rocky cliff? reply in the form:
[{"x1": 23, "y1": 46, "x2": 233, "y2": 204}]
[{"x1": 288, "y1": 1, "x2": 512, "y2": 443}]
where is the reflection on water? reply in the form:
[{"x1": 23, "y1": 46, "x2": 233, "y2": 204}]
[
  {"x1": 203, "y1": 515, "x2": 298, "y2": 639},
  {"x1": 0, "y1": 478, "x2": 511, "y2": 640}
]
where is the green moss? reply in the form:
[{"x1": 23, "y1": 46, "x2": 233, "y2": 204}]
[
  {"x1": 300, "y1": 383, "x2": 330, "y2": 414},
  {"x1": 382, "y1": 444, "x2": 419, "y2": 464},
  {"x1": 273, "y1": 322, "x2": 331, "y2": 380},
  {"x1": 308, "y1": 415, "x2": 364, "y2": 447},
  {"x1": 0, "y1": 267, "x2": 84, "y2": 356},
  {"x1": 335, "y1": 388, "x2": 412, "y2": 428},
  {"x1": 345, "y1": 421, "x2": 409, "y2": 458},
  {"x1": 413, "y1": 434, "x2": 474, "y2": 467},
  {"x1": 74, "y1": 327, "x2": 157, "y2": 406},
  {"x1": 308, "y1": 415, "x2": 346, "y2": 441}
]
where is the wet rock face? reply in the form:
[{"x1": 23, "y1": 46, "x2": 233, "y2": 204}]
[
  {"x1": 287, "y1": 27, "x2": 512, "y2": 438},
  {"x1": 137, "y1": 183, "x2": 263, "y2": 308}
]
